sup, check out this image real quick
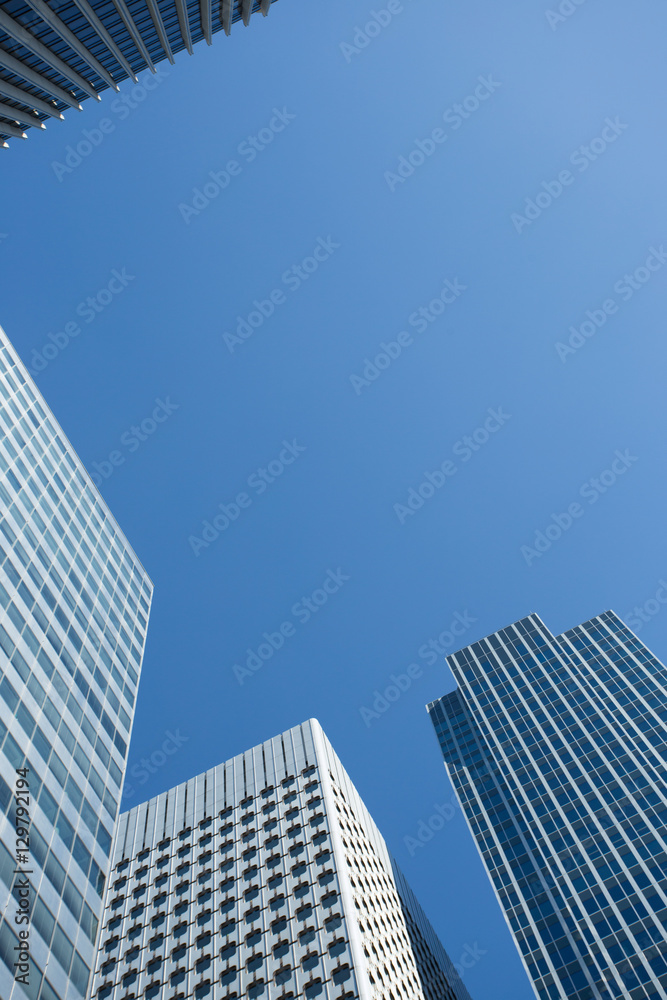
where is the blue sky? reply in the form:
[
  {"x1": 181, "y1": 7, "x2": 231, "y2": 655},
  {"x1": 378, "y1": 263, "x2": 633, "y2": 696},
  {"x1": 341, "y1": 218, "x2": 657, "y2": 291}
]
[{"x1": 3, "y1": 0, "x2": 667, "y2": 995}]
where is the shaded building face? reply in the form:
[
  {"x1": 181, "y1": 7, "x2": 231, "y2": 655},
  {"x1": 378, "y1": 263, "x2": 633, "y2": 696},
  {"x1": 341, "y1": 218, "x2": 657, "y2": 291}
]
[
  {"x1": 429, "y1": 611, "x2": 667, "y2": 1000},
  {"x1": 91, "y1": 719, "x2": 472, "y2": 1000},
  {"x1": 0, "y1": 328, "x2": 152, "y2": 1000}
]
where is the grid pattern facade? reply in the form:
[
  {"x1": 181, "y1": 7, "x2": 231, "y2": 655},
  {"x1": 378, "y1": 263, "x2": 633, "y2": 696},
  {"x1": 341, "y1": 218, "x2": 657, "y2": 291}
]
[
  {"x1": 428, "y1": 612, "x2": 667, "y2": 1000},
  {"x1": 0, "y1": 0, "x2": 281, "y2": 145},
  {"x1": 90, "y1": 720, "x2": 471, "y2": 1000},
  {"x1": 0, "y1": 326, "x2": 152, "y2": 1000}
]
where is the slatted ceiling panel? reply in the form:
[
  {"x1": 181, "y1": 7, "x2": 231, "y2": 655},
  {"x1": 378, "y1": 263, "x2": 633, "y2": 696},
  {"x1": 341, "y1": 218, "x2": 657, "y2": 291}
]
[
  {"x1": 0, "y1": 72, "x2": 63, "y2": 117},
  {"x1": 220, "y1": 0, "x2": 232, "y2": 35},
  {"x1": 0, "y1": 118, "x2": 26, "y2": 137},
  {"x1": 22, "y1": 0, "x2": 119, "y2": 89},
  {"x1": 0, "y1": 0, "x2": 283, "y2": 144},
  {"x1": 57, "y1": 0, "x2": 140, "y2": 76},
  {"x1": 69, "y1": 0, "x2": 139, "y2": 80},
  {"x1": 122, "y1": 0, "x2": 169, "y2": 64},
  {"x1": 154, "y1": 0, "x2": 191, "y2": 55},
  {"x1": 1, "y1": 4, "x2": 108, "y2": 95},
  {"x1": 0, "y1": 98, "x2": 43, "y2": 125},
  {"x1": 173, "y1": 0, "x2": 192, "y2": 53},
  {"x1": 0, "y1": 44, "x2": 82, "y2": 106},
  {"x1": 0, "y1": 7, "x2": 100, "y2": 97},
  {"x1": 198, "y1": 0, "x2": 211, "y2": 44},
  {"x1": 0, "y1": 29, "x2": 87, "y2": 109},
  {"x1": 143, "y1": 0, "x2": 174, "y2": 63},
  {"x1": 88, "y1": 1, "x2": 145, "y2": 75},
  {"x1": 109, "y1": 0, "x2": 156, "y2": 72}
]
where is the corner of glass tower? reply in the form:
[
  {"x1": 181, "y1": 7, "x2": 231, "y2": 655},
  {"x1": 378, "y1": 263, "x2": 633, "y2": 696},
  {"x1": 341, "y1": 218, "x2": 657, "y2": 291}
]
[{"x1": 0, "y1": 327, "x2": 153, "y2": 1000}]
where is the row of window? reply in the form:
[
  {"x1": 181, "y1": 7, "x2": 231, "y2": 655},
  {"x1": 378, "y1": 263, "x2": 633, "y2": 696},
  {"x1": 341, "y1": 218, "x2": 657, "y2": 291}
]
[
  {"x1": 117, "y1": 826, "x2": 328, "y2": 888},
  {"x1": 0, "y1": 660, "x2": 117, "y2": 840},
  {"x1": 101, "y1": 938, "x2": 350, "y2": 982},
  {"x1": 2, "y1": 638, "x2": 121, "y2": 828},
  {"x1": 0, "y1": 665, "x2": 116, "y2": 819},
  {"x1": 6, "y1": 633, "x2": 120, "y2": 794},
  {"x1": 115, "y1": 847, "x2": 333, "y2": 897},
  {"x1": 0, "y1": 425, "x2": 146, "y2": 670},
  {"x1": 114, "y1": 776, "x2": 320, "y2": 871},
  {"x1": 0, "y1": 829, "x2": 99, "y2": 945},
  {"x1": 103, "y1": 896, "x2": 343, "y2": 960},
  {"x1": 0, "y1": 720, "x2": 107, "y2": 896},
  {"x1": 0, "y1": 523, "x2": 139, "y2": 717},
  {"x1": 102, "y1": 910, "x2": 345, "y2": 970},
  {"x1": 508, "y1": 880, "x2": 667, "y2": 990},
  {"x1": 0, "y1": 344, "x2": 150, "y2": 610},
  {"x1": 100, "y1": 970, "x2": 350, "y2": 1000},
  {"x1": 0, "y1": 912, "x2": 89, "y2": 1000},
  {"x1": 109, "y1": 867, "x2": 337, "y2": 926},
  {"x1": 0, "y1": 522, "x2": 137, "y2": 721}
]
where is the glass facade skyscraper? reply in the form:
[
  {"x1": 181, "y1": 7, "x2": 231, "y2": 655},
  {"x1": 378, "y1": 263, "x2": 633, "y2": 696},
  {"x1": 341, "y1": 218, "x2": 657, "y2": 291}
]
[
  {"x1": 90, "y1": 719, "x2": 472, "y2": 1000},
  {"x1": 0, "y1": 0, "x2": 282, "y2": 147},
  {"x1": 428, "y1": 612, "x2": 667, "y2": 1000},
  {"x1": 0, "y1": 327, "x2": 152, "y2": 1000}
]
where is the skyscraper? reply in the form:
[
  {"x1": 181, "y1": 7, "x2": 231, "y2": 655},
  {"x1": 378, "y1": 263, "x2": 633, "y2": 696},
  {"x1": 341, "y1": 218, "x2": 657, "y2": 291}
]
[
  {"x1": 90, "y1": 719, "x2": 472, "y2": 1000},
  {"x1": 0, "y1": 326, "x2": 152, "y2": 1000},
  {"x1": 0, "y1": 0, "x2": 281, "y2": 146},
  {"x1": 428, "y1": 612, "x2": 667, "y2": 1000}
]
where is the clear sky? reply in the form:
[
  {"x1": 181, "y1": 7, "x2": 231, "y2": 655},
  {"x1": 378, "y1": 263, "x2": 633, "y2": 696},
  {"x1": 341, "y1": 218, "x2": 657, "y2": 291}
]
[{"x1": 3, "y1": 0, "x2": 667, "y2": 996}]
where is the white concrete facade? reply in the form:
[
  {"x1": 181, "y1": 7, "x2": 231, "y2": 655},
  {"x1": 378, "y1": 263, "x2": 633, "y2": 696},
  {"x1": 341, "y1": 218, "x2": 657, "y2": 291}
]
[{"x1": 90, "y1": 720, "x2": 471, "y2": 1000}]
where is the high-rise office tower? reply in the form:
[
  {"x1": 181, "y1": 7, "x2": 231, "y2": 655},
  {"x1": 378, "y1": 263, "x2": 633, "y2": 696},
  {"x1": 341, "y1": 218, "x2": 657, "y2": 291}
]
[
  {"x1": 428, "y1": 612, "x2": 667, "y2": 1000},
  {"x1": 90, "y1": 719, "x2": 472, "y2": 1000},
  {"x1": 0, "y1": 0, "x2": 281, "y2": 146},
  {"x1": 0, "y1": 326, "x2": 152, "y2": 1000}
]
